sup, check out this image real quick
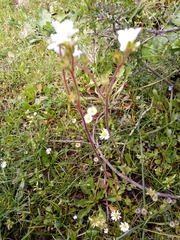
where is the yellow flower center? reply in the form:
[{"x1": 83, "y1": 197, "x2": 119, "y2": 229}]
[{"x1": 114, "y1": 213, "x2": 119, "y2": 218}]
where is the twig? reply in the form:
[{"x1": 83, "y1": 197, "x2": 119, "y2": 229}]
[
  {"x1": 144, "y1": 62, "x2": 180, "y2": 92},
  {"x1": 146, "y1": 27, "x2": 180, "y2": 34},
  {"x1": 97, "y1": 146, "x2": 180, "y2": 200},
  {"x1": 49, "y1": 139, "x2": 89, "y2": 144}
]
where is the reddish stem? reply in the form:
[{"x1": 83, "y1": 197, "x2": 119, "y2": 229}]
[
  {"x1": 104, "y1": 52, "x2": 131, "y2": 164},
  {"x1": 75, "y1": 63, "x2": 104, "y2": 99}
]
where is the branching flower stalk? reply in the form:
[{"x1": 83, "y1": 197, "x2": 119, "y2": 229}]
[
  {"x1": 75, "y1": 63, "x2": 104, "y2": 99},
  {"x1": 104, "y1": 50, "x2": 131, "y2": 164},
  {"x1": 68, "y1": 55, "x2": 107, "y2": 174},
  {"x1": 62, "y1": 69, "x2": 70, "y2": 95},
  {"x1": 58, "y1": 45, "x2": 70, "y2": 95}
]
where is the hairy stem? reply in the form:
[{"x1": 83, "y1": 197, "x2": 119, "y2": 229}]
[
  {"x1": 70, "y1": 56, "x2": 106, "y2": 172},
  {"x1": 104, "y1": 52, "x2": 131, "y2": 164}
]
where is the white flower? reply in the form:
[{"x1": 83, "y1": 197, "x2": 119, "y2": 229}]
[
  {"x1": 75, "y1": 142, "x2": 81, "y2": 148},
  {"x1": 1, "y1": 161, "x2": 7, "y2": 169},
  {"x1": 47, "y1": 20, "x2": 79, "y2": 50},
  {"x1": 93, "y1": 157, "x2": 99, "y2": 163},
  {"x1": 73, "y1": 215, "x2": 77, "y2": 220},
  {"x1": 117, "y1": 28, "x2": 142, "y2": 52},
  {"x1": 99, "y1": 129, "x2": 110, "y2": 140},
  {"x1": 134, "y1": 207, "x2": 141, "y2": 214},
  {"x1": 46, "y1": 148, "x2": 52, "y2": 155},
  {"x1": 84, "y1": 114, "x2": 93, "y2": 123},
  {"x1": 104, "y1": 227, "x2": 108, "y2": 234},
  {"x1": 120, "y1": 222, "x2": 130, "y2": 232},
  {"x1": 111, "y1": 210, "x2": 121, "y2": 221},
  {"x1": 141, "y1": 208, "x2": 148, "y2": 216},
  {"x1": 169, "y1": 221, "x2": 176, "y2": 228},
  {"x1": 87, "y1": 106, "x2": 97, "y2": 116}
]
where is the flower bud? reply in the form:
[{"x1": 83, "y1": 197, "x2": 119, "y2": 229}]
[
  {"x1": 59, "y1": 58, "x2": 71, "y2": 70},
  {"x1": 101, "y1": 74, "x2": 109, "y2": 87},
  {"x1": 68, "y1": 92, "x2": 78, "y2": 104},
  {"x1": 113, "y1": 50, "x2": 123, "y2": 64},
  {"x1": 80, "y1": 53, "x2": 89, "y2": 65}
]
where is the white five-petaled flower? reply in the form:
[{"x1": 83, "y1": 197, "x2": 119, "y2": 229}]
[
  {"x1": 87, "y1": 106, "x2": 97, "y2": 116},
  {"x1": 46, "y1": 148, "x2": 52, "y2": 155},
  {"x1": 47, "y1": 20, "x2": 79, "y2": 51},
  {"x1": 84, "y1": 113, "x2": 93, "y2": 123},
  {"x1": 111, "y1": 210, "x2": 121, "y2": 221},
  {"x1": 1, "y1": 161, "x2": 7, "y2": 169},
  {"x1": 99, "y1": 129, "x2": 110, "y2": 140},
  {"x1": 120, "y1": 222, "x2": 130, "y2": 232},
  {"x1": 117, "y1": 27, "x2": 142, "y2": 52}
]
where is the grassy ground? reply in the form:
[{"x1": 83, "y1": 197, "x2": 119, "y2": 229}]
[{"x1": 1, "y1": 0, "x2": 180, "y2": 239}]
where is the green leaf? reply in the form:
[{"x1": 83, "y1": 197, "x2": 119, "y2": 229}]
[
  {"x1": 66, "y1": 229, "x2": 77, "y2": 240},
  {"x1": 172, "y1": 100, "x2": 180, "y2": 110},
  {"x1": 34, "y1": 96, "x2": 48, "y2": 105},
  {"x1": 77, "y1": 205, "x2": 92, "y2": 219},
  {"x1": 37, "y1": 8, "x2": 52, "y2": 29},
  {"x1": 80, "y1": 177, "x2": 95, "y2": 195},
  {"x1": 125, "y1": 153, "x2": 132, "y2": 166},
  {"x1": 96, "y1": 190, "x2": 104, "y2": 200},
  {"x1": 74, "y1": 198, "x2": 93, "y2": 207},
  {"x1": 106, "y1": 194, "x2": 117, "y2": 202},
  {"x1": 142, "y1": 36, "x2": 168, "y2": 62},
  {"x1": 171, "y1": 18, "x2": 180, "y2": 26},
  {"x1": 85, "y1": 228, "x2": 98, "y2": 237}
]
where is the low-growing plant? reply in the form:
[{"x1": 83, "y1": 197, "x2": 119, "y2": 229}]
[{"x1": 1, "y1": 0, "x2": 180, "y2": 239}]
